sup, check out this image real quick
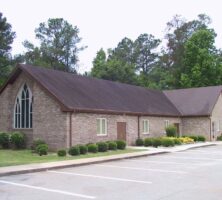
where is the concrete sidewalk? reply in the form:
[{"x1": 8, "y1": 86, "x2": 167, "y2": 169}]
[{"x1": 0, "y1": 142, "x2": 221, "y2": 177}]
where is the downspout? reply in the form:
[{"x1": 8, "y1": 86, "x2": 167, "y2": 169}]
[
  {"x1": 209, "y1": 117, "x2": 212, "y2": 141},
  {"x1": 138, "y1": 116, "x2": 140, "y2": 139},
  {"x1": 69, "y1": 112, "x2": 73, "y2": 148}
]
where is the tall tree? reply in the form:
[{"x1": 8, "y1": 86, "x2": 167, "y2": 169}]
[
  {"x1": 91, "y1": 48, "x2": 137, "y2": 84},
  {"x1": 108, "y1": 37, "x2": 135, "y2": 65},
  {"x1": 0, "y1": 12, "x2": 16, "y2": 85},
  {"x1": 134, "y1": 34, "x2": 160, "y2": 74},
  {"x1": 22, "y1": 18, "x2": 86, "y2": 73},
  {"x1": 161, "y1": 14, "x2": 212, "y2": 88},
  {"x1": 180, "y1": 29, "x2": 222, "y2": 87}
]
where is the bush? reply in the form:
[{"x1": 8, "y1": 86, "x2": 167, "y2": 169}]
[
  {"x1": 31, "y1": 139, "x2": 46, "y2": 152},
  {"x1": 57, "y1": 149, "x2": 66, "y2": 157},
  {"x1": 217, "y1": 135, "x2": 222, "y2": 141},
  {"x1": 173, "y1": 138, "x2": 182, "y2": 145},
  {"x1": 161, "y1": 138, "x2": 175, "y2": 147},
  {"x1": 97, "y1": 142, "x2": 108, "y2": 152},
  {"x1": 10, "y1": 132, "x2": 25, "y2": 149},
  {"x1": 179, "y1": 137, "x2": 194, "y2": 144},
  {"x1": 68, "y1": 146, "x2": 80, "y2": 156},
  {"x1": 165, "y1": 125, "x2": 177, "y2": 137},
  {"x1": 152, "y1": 138, "x2": 162, "y2": 148},
  {"x1": 197, "y1": 135, "x2": 206, "y2": 142},
  {"x1": 116, "y1": 140, "x2": 126, "y2": 150},
  {"x1": 87, "y1": 144, "x2": 98, "y2": 153},
  {"x1": 36, "y1": 144, "x2": 48, "y2": 156},
  {"x1": 136, "y1": 138, "x2": 144, "y2": 146},
  {"x1": 79, "y1": 145, "x2": 88, "y2": 154},
  {"x1": 188, "y1": 135, "x2": 198, "y2": 142},
  {"x1": 144, "y1": 138, "x2": 153, "y2": 147},
  {"x1": 107, "y1": 141, "x2": 117, "y2": 150},
  {"x1": 0, "y1": 132, "x2": 10, "y2": 149}
]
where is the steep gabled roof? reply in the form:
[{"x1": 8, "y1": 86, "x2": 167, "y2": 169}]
[
  {"x1": 0, "y1": 64, "x2": 180, "y2": 116},
  {"x1": 164, "y1": 86, "x2": 222, "y2": 117}
]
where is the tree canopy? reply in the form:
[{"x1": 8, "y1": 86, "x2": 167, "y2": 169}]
[
  {"x1": 22, "y1": 18, "x2": 86, "y2": 73},
  {"x1": 0, "y1": 12, "x2": 16, "y2": 85},
  {"x1": 91, "y1": 14, "x2": 222, "y2": 90}
]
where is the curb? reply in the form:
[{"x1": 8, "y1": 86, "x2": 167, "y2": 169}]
[{"x1": 0, "y1": 143, "x2": 219, "y2": 177}]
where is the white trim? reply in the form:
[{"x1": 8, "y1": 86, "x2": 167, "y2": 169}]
[
  {"x1": 142, "y1": 119, "x2": 149, "y2": 134},
  {"x1": 96, "y1": 118, "x2": 107, "y2": 136},
  {"x1": 217, "y1": 120, "x2": 220, "y2": 131},
  {"x1": 164, "y1": 120, "x2": 169, "y2": 128},
  {"x1": 13, "y1": 83, "x2": 33, "y2": 129}
]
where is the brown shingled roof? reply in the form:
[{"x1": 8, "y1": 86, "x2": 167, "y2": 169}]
[
  {"x1": 164, "y1": 86, "x2": 222, "y2": 116},
  {"x1": 11, "y1": 64, "x2": 180, "y2": 116},
  {"x1": 2, "y1": 64, "x2": 220, "y2": 117}
]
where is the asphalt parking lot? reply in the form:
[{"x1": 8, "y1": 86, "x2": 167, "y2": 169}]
[{"x1": 1, "y1": 145, "x2": 222, "y2": 200}]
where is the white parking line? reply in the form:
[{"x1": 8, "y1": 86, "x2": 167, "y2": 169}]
[
  {"x1": 166, "y1": 156, "x2": 222, "y2": 161},
  {"x1": 48, "y1": 170, "x2": 152, "y2": 184},
  {"x1": 96, "y1": 164, "x2": 188, "y2": 174},
  {"x1": 125, "y1": 159, "x2": 204, "y2": 166},
  {"x1": 0, "y1": 180, "x2": 96, "y2": 199},
  {"x1": 183, "y1": 150, "x2": 222, "y2": 155}
]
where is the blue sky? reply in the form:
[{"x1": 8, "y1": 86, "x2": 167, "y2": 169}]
[{"x1": 1, "y1": 0, "x2": 221, "y2": 73}]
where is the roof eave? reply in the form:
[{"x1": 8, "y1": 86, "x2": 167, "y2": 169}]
[{"x1": 65, "y1": 107, "x2": 181, "y2": 117}]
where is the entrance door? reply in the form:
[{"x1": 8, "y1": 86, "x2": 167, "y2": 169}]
[
  {"x1": 174, "y1": 123, "x2": 180, "y2": 137},
  {"x1": 117, "y1": 122, "x2": 126, "y2": 141}
]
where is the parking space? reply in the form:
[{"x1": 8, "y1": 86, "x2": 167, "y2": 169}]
[{"x1": 1, "y1": 145, "x2": 222, "y2": 200}]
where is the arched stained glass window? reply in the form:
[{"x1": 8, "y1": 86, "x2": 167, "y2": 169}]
[{"x1": 14, "y1": 84, "x2": 33, "y2": 128}]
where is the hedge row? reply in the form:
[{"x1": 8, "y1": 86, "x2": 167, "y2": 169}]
[
  {"x1": 136, "y1": 135, "x2": 206, "y2": 148},
  {"x1": 0, "y1": 132, "x2": 26, "y2": 149},
  {"x1": 58, "y1": 140, "x2": 126, "y2": 157}
]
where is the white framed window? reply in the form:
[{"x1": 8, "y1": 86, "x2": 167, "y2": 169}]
[
  {"x1": 217, "y1": 120, "x2": 221, "y2": 132},
  {"x1": 164, "y1": 120, "x2": 169, "y2": 128},
  {"x1": 97, "y1": 118, "x2": 107, "y2": 135},
  {"x1": 14, "y1": 83, "x2": 33, "y2": 129},
  {"x1": 142, "y1": 120, "x2": 149, "y2": 134}
]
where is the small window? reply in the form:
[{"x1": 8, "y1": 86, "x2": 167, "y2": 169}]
[
  {"x1": 164, "y1": 120, "x2": 169, "y2": 128},
  {"x1": 97, "y1": 118, "x2": 107, "y2": 135},
  {"x1": 217, "y1": 120, "x2": 220, "y2": 131},
  {"x1": 142, "y1": 120, "x2": 149, "y2": 134}
]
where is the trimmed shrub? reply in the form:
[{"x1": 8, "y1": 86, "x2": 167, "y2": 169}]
[
  {"x1": 136, "y1": 138, "x2": 144, "y2": 146},
  {"x1": 197, "y1": 135, "x2": 206, "y2": 142},
  {"x1": 152, "y1": 138, "x2": 162, "y2": 148},
  {"x1": 68, "y1": 146, "x2": 80, "y2": 156},
  {"x1": 97, "y1": 142, "x2": 108, "y2": 152},
  {"x1": 36, "y1": 144, "x2": 48, "y2": 156},
  {"x1": 144, "y1": 138, "x2": 153, "y2": 147},
  {"x1": 179, "y1": 137, "x2": 194, "y2": 144},
  {"x1": 161, "y1": 138, "x2": 175, "y2": 147},
  {"x1": 165, "y1": 125, "x2": 177, "y2": 137},
  {"x1": 10, "y1": 132, "x2": 25, "y2": 149},
  {"x1": 0, "y1": 132, "x2": 10, "y2": 149},
  {"x1": 87, "y1": 144, "x2": 98, "y2": 153},
  {"x1": 57, "y1": 149, "x2": 66, "y2": 157},
  {"x1": 31, "y1": 139, "x2": 46, "y2": 152},
  {"x1": 217, "y1": 135, "x2": 222, "y2": 141},
  {"x1": 107, "y1": 141, "x2": 117, "y2": 150},
  {"x1": 79, "y1": 145, "x2": 88, "y2": 154},
  {"x1": 188, "y1": 135, "x2": 198, "y2": 142},
  {"x1": 173, "y1": 138, "x2": 182, "y2": 145},
  {"x1": 116, "y1": 140, "x2": 126, "y2": 150}
]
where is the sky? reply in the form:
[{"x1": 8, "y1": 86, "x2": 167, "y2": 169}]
[{"x1": 1, "y1": 0, "x2": 222, "y2": 73}]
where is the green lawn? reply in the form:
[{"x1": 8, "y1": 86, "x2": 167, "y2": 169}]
[{"x1": 0, "y1": 148, "x2": 141, "y2": 167}]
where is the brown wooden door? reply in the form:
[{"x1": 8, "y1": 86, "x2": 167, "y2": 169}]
[
  {"x1": 174, "y1": 123, "x2": 180, "y2": 137},
  {"x1": 117, "y1": 122, "x2": 126, "y2": 141}
]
